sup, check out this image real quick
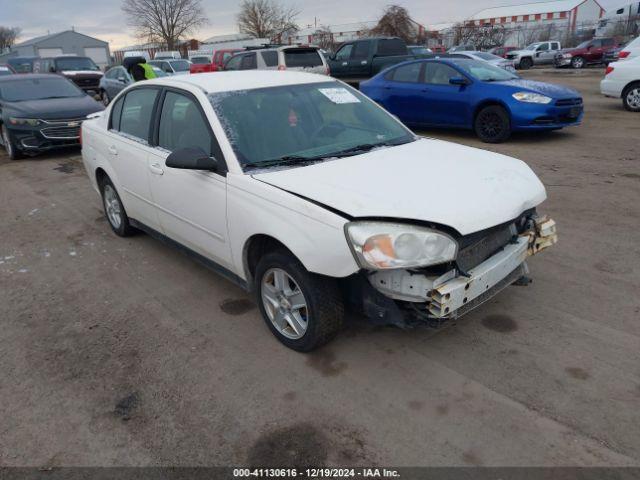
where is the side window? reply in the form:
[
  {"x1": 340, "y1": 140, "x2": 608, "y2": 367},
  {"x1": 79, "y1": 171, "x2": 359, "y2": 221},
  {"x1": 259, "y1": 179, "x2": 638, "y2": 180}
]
[
  {"x1": 240, "y1": 53, "x2": 257, "y2": 70},
  {"x1": 261, "y1": 50, "x2": 278, "y2": 67},
  {"x1": 377, "y1": 39, "x2": 406, "y2": 57},
  {"x1": 390, "y1": 62, "x2": 422, "y2": 83},
  {"x1": 109, "y1": 96, "x2": 124, "y2": 131},
  {"x1": 119, "y1": 88, "x2": 158, "y2": 142},
  {"x1": 158, "y1": 91, "x2": 212, "y2": 155},
  {"x1": 352, "y1": 42, "x2": 371, "y2": 60},
  {"x1": 335, "y1": 44, "x2": 353, "y2": 61},
  {"x1": 590, "y1": 40, "x2": 602, "y2": 48},
  {"x1": 225, "y1": 55, "x2": 242, "y2": 70},
  {"x1": 537, "y1": 43, "x2": 549, "y2": 51},
  {"x1": 602, "y1": 38, "x2": 614, "y2": 46},
  {"x1": 424, "y1": 63, "x2": 460, "y2": 85},
  {"x1": 551, "y1": 42, "x2": 560, "y2": 50},
  {"x1": 162, "y1": 62, "x2": 172, "y2": 73}
]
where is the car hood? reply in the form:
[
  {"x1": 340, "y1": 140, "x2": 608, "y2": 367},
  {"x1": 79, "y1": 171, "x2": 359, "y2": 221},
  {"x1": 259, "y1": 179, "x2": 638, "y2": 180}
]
[
  {"x1": 253, "y1": 138, "x2": 547, "y2": 235},
  {"x1": 5, "y1": 95, "x2": 104, "y2": 119},
  {"x1": 494, "y1": 79, "x2": 580, "y2": 98}
]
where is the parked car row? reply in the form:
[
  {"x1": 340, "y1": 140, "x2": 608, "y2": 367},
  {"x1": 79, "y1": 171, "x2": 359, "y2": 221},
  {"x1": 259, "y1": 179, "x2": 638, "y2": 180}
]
[{"x1": 601, "y1": 56, "x2": 640, "y2": 112}]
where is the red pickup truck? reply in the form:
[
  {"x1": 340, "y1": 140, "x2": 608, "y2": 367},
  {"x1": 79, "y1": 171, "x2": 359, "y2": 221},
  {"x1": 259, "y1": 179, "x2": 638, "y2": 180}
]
[
  {"x1": 554, "y1": 37, "x2": 620, "y2": 69},
  {"x1": 190, "y1": 49, "x2": 242, "y2": 74}
]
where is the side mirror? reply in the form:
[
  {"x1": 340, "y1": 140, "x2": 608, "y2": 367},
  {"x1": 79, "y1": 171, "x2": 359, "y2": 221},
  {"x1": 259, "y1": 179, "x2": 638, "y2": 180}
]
[
  {"x1": 166, "y1": 147, "x2": 220, "y2": 172},
  {"x1": 449, "y1": 77, "x2": 469, "y2": 86}
]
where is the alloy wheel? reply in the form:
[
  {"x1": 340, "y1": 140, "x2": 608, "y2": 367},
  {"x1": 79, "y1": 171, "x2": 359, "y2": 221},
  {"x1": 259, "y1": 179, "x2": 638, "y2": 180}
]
[
  {"x1": 261, "y1": 268, "x2": 309, "y2": 340},
  {"x1": 103, "y1": 185, "x2": 122, "y2": 229},
  {"x1": 479, "y1": 112, "x2": 503, "y2": 139},
  {"x1": 626, "y1": 88, "x2": 640, "y2": 110}
]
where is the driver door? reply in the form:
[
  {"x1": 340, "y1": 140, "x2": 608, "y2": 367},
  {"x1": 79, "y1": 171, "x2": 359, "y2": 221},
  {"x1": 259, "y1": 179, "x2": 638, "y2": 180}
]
[
  {"x1": 146, "y1": 88, "x2": 233, "y2": 269},
  {"x1": 329, "y1": 44, "x2": 354, "y2": 78},
  {"x1": 534, "y1": 43, "x2": 553, "y2": 64}
]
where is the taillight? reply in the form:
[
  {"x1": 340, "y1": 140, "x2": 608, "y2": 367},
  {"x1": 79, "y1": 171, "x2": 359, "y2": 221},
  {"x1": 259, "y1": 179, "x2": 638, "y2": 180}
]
[
  {"x1": 619, "y1": 51, "x2": 630, "y2": 59},
  {"x1": 605, "y1": 66, "x2": 614, "y2": 75},
  {"x1": 277, "y1": 65, "x2": 286, "y2": 71}
]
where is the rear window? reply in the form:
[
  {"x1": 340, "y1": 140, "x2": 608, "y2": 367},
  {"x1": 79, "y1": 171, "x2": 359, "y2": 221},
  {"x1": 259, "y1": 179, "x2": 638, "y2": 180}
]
[
  {"x1": 284, "y1": 49, "x2": 323, "y2": 68},
  {"x1": 377, "y1": 39, "x2": 408, "y2": 57},
  {"x1": 191, "y1": 56, "x2": 211, "y2": 64},
  {"x1": 169, "y1": 60, "x2": 191, "y2": 72}
]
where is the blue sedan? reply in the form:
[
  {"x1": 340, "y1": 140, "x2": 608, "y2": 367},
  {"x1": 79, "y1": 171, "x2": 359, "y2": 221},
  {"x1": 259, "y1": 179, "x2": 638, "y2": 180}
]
[{"x1": 360, "y1": 58, "x2": 584, "y2": 143}]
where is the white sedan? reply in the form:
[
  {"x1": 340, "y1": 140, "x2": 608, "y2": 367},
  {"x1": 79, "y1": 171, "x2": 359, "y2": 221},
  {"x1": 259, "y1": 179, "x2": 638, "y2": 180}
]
[
  {"x1": 81, "y1": 71, "x2": 557, "y2": 351},
  {"x1": 601, "y1": 56, "x2": 640, "y2": 112},
  {"x1": 451, "y1": 51, "x2": 516, "y2": 72}
]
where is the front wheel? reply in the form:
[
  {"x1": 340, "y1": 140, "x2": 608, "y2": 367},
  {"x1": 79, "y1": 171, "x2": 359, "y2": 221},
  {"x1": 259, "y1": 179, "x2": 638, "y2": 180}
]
[
  {"x1": 1, "y1": 124, "x2": 24, "y2": 160},
  {"x1": 255, "y1": 250, "x2": 344, "y2": 352},
  {"x1": 519, "y1": 57, "x2": 533, "y2": 70},
  {"x1": 474, "y1": 105, "x2": 511, "y2": 144},
  {"x1": 622, "y1": 82, "x2": 640, "y2": 112},
  {"x1": 571, "y1": 56, "x2": 585, "y2": 69}
]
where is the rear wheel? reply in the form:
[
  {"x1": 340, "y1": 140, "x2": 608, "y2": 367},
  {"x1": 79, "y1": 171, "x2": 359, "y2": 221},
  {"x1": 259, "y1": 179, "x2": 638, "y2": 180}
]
[
  {"x1": 100, "y1": 177, "x2": 136, "y2": 237},
  {"x1": 1, "y1": 124, "x2": 24, "y2": 160},
  {"x1": 571, "y1": 56, "x2": 585, "y2": 69},
  {"x1": 255, "y1": 250, "x2": 344, "y2": 352},
  {"x1": 519, "y1": 57, "x2": 533, "y2": 70},
  {"x1": 622, "y1": 82, "x2": 640, "y2": 112},
  {"x1": 474, "y1": 105, "x2": 511, "y2": 144}
]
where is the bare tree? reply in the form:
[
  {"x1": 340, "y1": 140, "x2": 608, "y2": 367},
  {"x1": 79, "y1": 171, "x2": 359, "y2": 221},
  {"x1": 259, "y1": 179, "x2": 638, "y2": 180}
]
[
  {"x1": 452, "y1": 23, "x2": 505, "y2": 49},
  {"x1": 237, "y1": 0, "x2": 299, "y2": 41},
  {"x1": 369, "y1": 5, "x2": 417, "y2": 43},
  {"x1": 121, "y1": 0, "x2": 207, "y2": 50},
  {"x1": 311, "y1": 25, "x2": 335, "y2": 51},
  {"x1": 0, "y1": 26, "x2": 21, "y2": 52}
]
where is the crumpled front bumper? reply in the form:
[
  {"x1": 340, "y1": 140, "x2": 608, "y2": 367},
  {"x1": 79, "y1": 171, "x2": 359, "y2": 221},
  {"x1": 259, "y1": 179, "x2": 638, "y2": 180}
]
[{"x1": 428, "y1": 217, "x2": 557, "y2": 319}]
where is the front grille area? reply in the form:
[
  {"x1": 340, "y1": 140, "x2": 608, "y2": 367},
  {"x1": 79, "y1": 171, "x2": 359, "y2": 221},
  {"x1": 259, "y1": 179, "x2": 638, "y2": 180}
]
[
  {"x1": 456, "y1": 223, "x2": 517, "y2": 273},
  {"x1": 556, "y1": 98, "x2": 583, "y2": 106},
  {"x1": 74, "y1": 78, "x2": 100, "y2": 88},
  {"x1": 41, "y1": 125, "x2": 81, "y2": 139}
]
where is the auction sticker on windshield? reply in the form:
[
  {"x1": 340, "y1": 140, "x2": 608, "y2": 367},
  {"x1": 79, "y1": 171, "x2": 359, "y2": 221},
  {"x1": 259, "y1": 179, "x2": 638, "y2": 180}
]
[{"x1": 319, "y1": 88, "x2": 360, "y2": 104}]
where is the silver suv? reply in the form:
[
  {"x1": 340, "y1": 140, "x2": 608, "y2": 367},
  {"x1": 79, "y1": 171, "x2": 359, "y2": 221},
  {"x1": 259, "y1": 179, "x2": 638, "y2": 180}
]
[{"x1": 224, "y1": 46, "x2": 329, "y2": 75}]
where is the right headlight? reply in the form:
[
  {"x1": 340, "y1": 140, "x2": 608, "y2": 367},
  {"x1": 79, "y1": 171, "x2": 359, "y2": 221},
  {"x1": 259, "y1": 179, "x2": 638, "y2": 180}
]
[
  {"x1": 512, "y1": 92, "x2": 553, "y2": 104},
  {"x1": 345, "y1": 221, "x2": 458, "y2": 270}
]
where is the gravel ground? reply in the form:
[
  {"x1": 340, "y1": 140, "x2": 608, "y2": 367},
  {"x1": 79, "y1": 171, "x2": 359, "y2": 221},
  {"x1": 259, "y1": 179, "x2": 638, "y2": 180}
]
[{"x1": 0, "y1": 68, "x2": 639, "y2": 468}]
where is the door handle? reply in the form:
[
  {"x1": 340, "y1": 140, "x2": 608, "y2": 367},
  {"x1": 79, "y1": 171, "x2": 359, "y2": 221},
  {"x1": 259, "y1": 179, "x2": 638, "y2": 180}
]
[
  {"x1": 108, "y1": 145, "x2": 118, "y2": 156},
  {"x1": 149, "y1": 162, "x2": 164, "y2": 175}
]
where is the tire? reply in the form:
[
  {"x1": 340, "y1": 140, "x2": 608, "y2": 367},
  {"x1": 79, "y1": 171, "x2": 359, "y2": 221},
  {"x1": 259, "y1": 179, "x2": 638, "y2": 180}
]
[
  {"x1": 571, "y1": 56, "x2": 585, "y2": 69},
  {"x1": 101, "y1": 90, "x2": 110, "y2": 106},
  {"x1": 474, "y1": 105, "x2": 511, "y2": 144},
  {"x1": 254, "y1": 250, "x2": 344, "y2": 352},
  {"x1": 99, "y1": 176, "x2": 136, "y2": 237},
  {"x1": 519, "y1": 57, "x2": 533, "y2": 70},
  {"x1": 622, "y1": 82, "x2": 640, "y2": 112},
  {"x1": 1, "y1": 124, "x2": 24, "y2": 160}
]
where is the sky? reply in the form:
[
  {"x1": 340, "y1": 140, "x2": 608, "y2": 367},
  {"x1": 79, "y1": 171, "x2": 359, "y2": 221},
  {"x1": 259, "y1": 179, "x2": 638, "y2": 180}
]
[{"x1": 2, "y1": 0, "x2": 627, "y2": 49}]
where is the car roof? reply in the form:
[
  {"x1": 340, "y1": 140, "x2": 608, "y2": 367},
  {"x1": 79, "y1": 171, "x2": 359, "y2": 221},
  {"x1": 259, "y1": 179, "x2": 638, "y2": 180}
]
[{"x1": 144, "y1": 70, "x2": 334, "y2": 93}]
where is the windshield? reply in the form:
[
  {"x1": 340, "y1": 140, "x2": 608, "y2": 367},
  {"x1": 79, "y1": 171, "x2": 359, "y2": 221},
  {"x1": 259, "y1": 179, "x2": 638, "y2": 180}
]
[
  {"x1": 209, "y1": 81, "x2": 414, "y2": 169},
  {"x1": 0, "y1": 77, "x2": 84, "y2": 102},
  {"x1": 473, "y1": 52, "x2": 501, "y2": 61},
  {"x1": 169, "y1": 60, "x2": 190, "y2": 71},
  {"x1": 151, "y1": 67, "x2": 168, "y2": 77},
  {"x1": 575, "y1": 40, "x2": 592, "y2": 49},
  {"x1": 525, "y1": 43, "x2": 542, "y2": 50},
  {"x1": 451, "y1": 59, "x2": 519, "y2": 81},
  {"x1": 409, "y1": 46, "x2": 431, "y2": 55},
  {"x1": 55, "y1": 57, "x2": 99, "y2": 71},
  {"x1": 191, "y1": 56, "x2": 211, "y2": 64}
]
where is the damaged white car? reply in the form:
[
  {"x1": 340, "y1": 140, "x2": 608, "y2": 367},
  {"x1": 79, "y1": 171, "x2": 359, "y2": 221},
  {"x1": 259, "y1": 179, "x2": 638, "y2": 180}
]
[{"x1": 81, "y1": 71, "x2": 557, "y2": 351}]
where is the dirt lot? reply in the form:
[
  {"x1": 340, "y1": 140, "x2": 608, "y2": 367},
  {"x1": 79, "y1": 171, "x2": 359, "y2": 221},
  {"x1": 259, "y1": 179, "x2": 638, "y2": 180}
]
[{"x1": 0, "y1": 68, "x2": 639, "y2": 468}]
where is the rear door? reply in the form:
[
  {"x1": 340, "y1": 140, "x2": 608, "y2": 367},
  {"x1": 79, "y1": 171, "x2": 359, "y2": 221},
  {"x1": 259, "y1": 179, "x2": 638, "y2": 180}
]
[
  {"x1": 146, "y1": 89, "x2": 232, "y2": 268},
  {"x1": 418, "y1": 62, "x2": 471, "y2": 127},
  {"x1": 378, "y1": 62, "x2": 425, "y2": 125},
  {"x1": 239, "y1": 53, "x2": 258, "y2": 70},
  {"x1": 104, "y1": 87, "x2": 162, "y2": 229}
]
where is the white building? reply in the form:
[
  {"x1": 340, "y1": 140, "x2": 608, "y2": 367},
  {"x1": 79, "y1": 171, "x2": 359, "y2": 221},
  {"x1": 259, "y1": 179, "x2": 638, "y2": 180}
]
[
  {"x1": 200, "y1": 33, "x2": 270, "y2": 50},
  {"x1": 468, "y1": 0, "x2": 605, "y2": 45}
]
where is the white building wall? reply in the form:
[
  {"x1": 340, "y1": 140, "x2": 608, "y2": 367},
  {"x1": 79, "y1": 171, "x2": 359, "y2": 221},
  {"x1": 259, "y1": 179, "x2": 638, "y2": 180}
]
[{"x1": 575, "y1": 0, "x2": 604, "y2": 24}]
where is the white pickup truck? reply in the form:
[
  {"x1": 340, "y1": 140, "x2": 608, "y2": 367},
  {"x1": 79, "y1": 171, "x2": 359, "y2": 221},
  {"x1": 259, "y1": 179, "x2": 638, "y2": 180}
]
[{"x1": 506, "y1": 41, "x2": 562, "y2": 70}]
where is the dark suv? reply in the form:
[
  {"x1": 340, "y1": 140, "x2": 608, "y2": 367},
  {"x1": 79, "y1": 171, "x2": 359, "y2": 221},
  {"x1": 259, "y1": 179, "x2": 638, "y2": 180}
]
[
  {"x1": 555, "y1": 38, "x2": 620, "y2": 69},
  {"x1": 34, "y1": 56, "x2": 104, "y2": 97}
]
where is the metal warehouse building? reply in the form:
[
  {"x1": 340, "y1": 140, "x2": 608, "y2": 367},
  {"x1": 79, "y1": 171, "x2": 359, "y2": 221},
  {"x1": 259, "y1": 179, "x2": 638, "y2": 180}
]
[
  {"x1": 468, "y1": 0, "x2": 605, "y2": 30},
  {"x1": 0, "y1": 30, "x2": 111, "y2": 69}
]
